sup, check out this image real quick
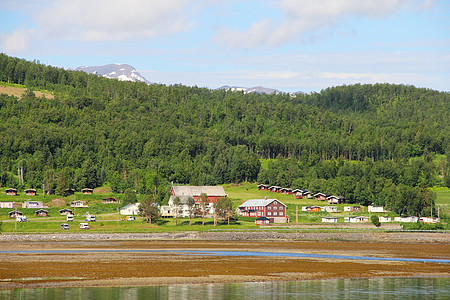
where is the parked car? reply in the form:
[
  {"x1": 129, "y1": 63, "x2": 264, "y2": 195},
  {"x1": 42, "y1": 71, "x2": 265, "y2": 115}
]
[
  {"x1": 125, "y1": 216, "x2": 135, "y2": 221},
  {"x1": 85, "y1": 215, "x2": 96, "y2": 222},
  {"x1": 60, "y1": 223, "x2": 70, "y2": 230},
  {"x1": 296, "y1": 196, "x2": 303, "y2": 199},
  {"x1": 16, "y1": 215, "x2": 27, "y2": 222},
  {"x1": 67, "y1": 214, "x2": 74, "y2": 222},
  {"x1": 79, "y1": 223, "x2": 89, "y2": 229}
]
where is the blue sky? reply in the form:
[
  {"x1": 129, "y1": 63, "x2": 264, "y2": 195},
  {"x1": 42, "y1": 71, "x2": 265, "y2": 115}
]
[{"x1": 0, "y1": 0, "x2": 449, "y2": 92}]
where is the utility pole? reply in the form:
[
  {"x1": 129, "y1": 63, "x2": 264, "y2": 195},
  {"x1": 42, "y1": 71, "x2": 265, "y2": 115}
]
[{"x1": 296, "y1": 206, "x2": 298, "y2": 224}]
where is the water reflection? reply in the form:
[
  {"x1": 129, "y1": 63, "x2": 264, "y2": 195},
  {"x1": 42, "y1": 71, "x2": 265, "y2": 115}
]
[{"x1": 1, "y1": 278, "x2": 448, "y2": 299}]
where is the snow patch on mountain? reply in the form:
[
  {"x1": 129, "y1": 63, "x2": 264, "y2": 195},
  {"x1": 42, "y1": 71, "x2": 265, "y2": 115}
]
[{"x1": 75, "y1": 64, "x2": 150, "y2": 84}]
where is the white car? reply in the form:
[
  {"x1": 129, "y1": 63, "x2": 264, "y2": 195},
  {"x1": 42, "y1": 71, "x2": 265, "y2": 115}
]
[{"x1": 79, "y1": 223, "x2": 89, "y2": 229}]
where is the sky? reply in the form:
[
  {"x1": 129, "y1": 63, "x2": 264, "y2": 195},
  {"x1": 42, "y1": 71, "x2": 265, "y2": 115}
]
[{"x1": 0, "y1": 0, "x2": 449, "y2": 93}]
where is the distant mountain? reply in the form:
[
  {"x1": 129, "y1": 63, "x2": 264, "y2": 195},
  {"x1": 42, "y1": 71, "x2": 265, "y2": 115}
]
[
  {"x1": 75, "y1": 64, "x2": 150, "y2": 84},
  {"x1": 219, "y1": 85, "x2": 281, "y2": 95}
]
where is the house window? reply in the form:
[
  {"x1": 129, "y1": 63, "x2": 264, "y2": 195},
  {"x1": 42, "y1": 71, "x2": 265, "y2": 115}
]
[
  {"x1": 279, "y1": 212, "x2": 283, "y2": 216},
  {"x1": 268, "y1": 207, "x2": 271, "y2": 210},
  {"x1": 274, "y1": 212, "x2": 278, "y2": 216},
  {"x1": 274, "y1": 206, "x2": 277, "y2": 210},
  {"x1": 268, "y1": 212, "x2": 272, "y2": 216}
]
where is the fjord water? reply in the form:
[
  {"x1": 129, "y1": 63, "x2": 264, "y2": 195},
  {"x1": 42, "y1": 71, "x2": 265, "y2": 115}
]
[{"x1": 1, "y1": 278, "x2": 448, "y2": 299}]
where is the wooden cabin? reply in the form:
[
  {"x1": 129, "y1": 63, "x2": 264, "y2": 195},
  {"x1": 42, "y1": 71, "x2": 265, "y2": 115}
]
[
  {"x1": 102, "y1": 197, "x2": 118, "y2": 204},
  {"x1": 35, "y1": 209, "x2": 48, "y2": 217},
  {"x1": 5, "y1": 188, "x2": 17, "y2": 196},
  {"x1": 81, "y1": 188, "x2": 93, "y2": 194},
  {"x1": 25, "y1": 189, "x2": 37, "y2": 196},
  {"x1": 59, "y1": 208, "x2": 73, "y2": 215}
]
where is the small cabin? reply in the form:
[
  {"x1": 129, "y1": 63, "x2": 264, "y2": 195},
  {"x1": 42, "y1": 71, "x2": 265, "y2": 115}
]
[
  {"x1": 71, "y1": 200, "x2": 88, "y2": 208},
  {"x1": 35, "y1": 209, "x2": 48, "y2": 217},
  {"x1": 25, "y1": 189, "x2": 37, "y2": 196},
  {"x1": 344, "y1": 206, "x2": 361, "y2": 212},
  {"x1": 345, "y1": 216, "x2": 369, "y2": 223},
  {"x1": 255, "y1": 216, "x2": 270, "y2": 225},
  {"x1": 81, "y1": 188, "x2": 93, "y2": 194},
  {"x1": 302, "y1": 206, "x2": 322, "y2": 212},
  {"x1": 257, "y1": 184, "x2": 269, "y2": 190},
  {"x1": 65, "y1": 188, "x2": 75, "y2": 196},
  {"x1": 379, "y1": 216, "x2": 391, "y2": 223},
  {"x1": 59, "y1": 208, "x2": 73, "y2": 215},
  {"x1": 368, "y1": 205, "x2": 384, "y2": 213},
  {"x1": 327, "y1": 196, "x2": 343, "y2": 205},
  {"x1": 322, "y1": 217, "x2": 338, "y2": 223},
  {"x1": 5, "y1": 188, "x2": 17, "y2": 196},
  {"x1": 102, "y1": 197, "x2": 118, "y2": 204},
  {"x1": 9, "y1": 211, "x2": 22, "y2": 218},
  {"x1": 280, "y1": 188, "x2": 293, "y2": 195},
  {"x1": 314, "y1": 193, "x2": 332, "y2": 201},
  {"x1": 0, "y1": 202, "x2": 14, "y2": 209},
  {"x1": 323, "y1": 206, "x2": 338, "y2": 213},
  {"x1": 268, "y1": 186, "x2": 282, "y2": 193}
]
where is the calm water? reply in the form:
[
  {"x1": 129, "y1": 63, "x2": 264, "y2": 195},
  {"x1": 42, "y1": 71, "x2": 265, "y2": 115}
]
[{"x1": 1, "y1": 278, "x2": 449, "y2": 300}]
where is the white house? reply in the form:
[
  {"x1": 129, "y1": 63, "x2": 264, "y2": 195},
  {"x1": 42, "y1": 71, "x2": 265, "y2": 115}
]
[
  {"x1": 344, "y1": 216, "x2": 369, "y2": 223},
  {"x1": 0, "y1": 202, "x2": 14, "y2": 208},
  {"x1": 344, "y1": 206, "x2": 361, "y2": 212},
  {"x1": 322, "y1": 206, "x2": 338, "y2": 213},
  {"x1": 368, "y1": 205, "x2": 384, "y2": 213},
  {"x1": 22, "y1": 201, "x2": 46, "y2": 208},
  {"x1": 120, "y1": 203, "x2": 140, "y2": 215},
  {"x1": 322, "y1": 217, "x2": 338, "y2": 223},
  {"x1": 71, "y1": 200, "x2": 88, "y2": 208},
  {"x1": 379, "y1": 216, "x2": 391, "y2": 222},
  {"x1": 394, "y1": 216, "x2": 419, "y2": 223},
  {"x1": 419, "y1": 217, "x2": 439, "y2": 223}
]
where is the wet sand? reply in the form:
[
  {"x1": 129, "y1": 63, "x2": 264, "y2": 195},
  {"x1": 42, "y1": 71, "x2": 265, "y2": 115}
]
[{"x1": 0, "y1": 233, "x2": 449, "y2": 289}]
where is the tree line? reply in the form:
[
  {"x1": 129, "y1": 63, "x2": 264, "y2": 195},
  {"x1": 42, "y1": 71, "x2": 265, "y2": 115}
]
[{"x1": 0, "y1": 53, "x2": 448, "y2": 217}]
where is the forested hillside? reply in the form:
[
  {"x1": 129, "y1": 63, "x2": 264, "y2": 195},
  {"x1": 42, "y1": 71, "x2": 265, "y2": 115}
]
[{"x1": 0, "y1": 54, "x2": 449, "y2": 216}]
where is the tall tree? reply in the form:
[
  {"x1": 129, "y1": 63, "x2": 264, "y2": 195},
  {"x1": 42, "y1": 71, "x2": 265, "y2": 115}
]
[
  {"x1": 187, "y1": 196, "x2": 196, "y2": 226},
  {"x1": 139, "y1": 194, "x2": 159, "y2": 224},
  {"x1": 199, "y1": 192, "x2": 208, "y2": 226}
]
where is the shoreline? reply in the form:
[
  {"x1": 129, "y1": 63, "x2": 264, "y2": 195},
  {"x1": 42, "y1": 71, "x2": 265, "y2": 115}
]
[{"x1": 0, "y1": 231, "x2": 448, "y2": 289}]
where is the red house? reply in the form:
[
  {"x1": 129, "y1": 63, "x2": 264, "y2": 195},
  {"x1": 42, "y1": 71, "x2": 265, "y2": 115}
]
[
  {"x1": 170, "y1": 186, "x2": 227, "y2": 204},
  {"x1": 238, "y1": 198, "x2": 288, "y2": 223}
]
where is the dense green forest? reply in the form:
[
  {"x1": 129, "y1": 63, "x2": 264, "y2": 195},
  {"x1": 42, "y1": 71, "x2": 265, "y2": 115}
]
[{"x1": 0, "y1": 53, "x2": 449, "y2": 216}]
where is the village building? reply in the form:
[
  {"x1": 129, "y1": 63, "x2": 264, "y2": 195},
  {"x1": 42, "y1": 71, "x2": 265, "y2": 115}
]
[
  {"x1": 102, "y1": 197, "x2": 118, "y2": 204},
  {"x1": 255, "y1": 216, "x2": 270, "y2": 225},
  {"x1": 5, "y1": 188, "x2": 17, "y2": 196},
  {"x1": 301, "y1": 206, "x2": 322, "y2": 212},
  {"x1": 120, "y1": 203, "x2": 140, "y2": 215},
  {"x1": 257, "y1": 184, "x2": 269, "y2": 190},
  {"x1": 344, "y1": 216, "x2": 369, "y2": 223},
  {"x1": 292, "y1": 189, "x2": 310, "y2": 197},
  {"x1": 268, "y1": 186, "x2": 282, "y2": 193},
  {"x1": 322, "y1": 206, "x2": 338, "y2": 213},
  {"x1": 419, "y1": 217, "x2": 439, "y2": 223},
  {"x1": 9, "y1": 211, "x2": 22, "y2": 218},
  {"x1": 81, "y1": 188, "x2": 93, "y2": 194},
  {"x1": 165, "y1": 185, "x2": 228, "y2": 217},
  {"x1": 322, "y1": 217, "x2": 338, "y2": 223},
  {"x1": 35, "y1": 209, "x2": 48, "y2": 217},
  {"x1": 59, "y1": 208, "x2": 73, "y2": 215},
  {"x1": 71, "y1": 200, "x2": 88, "y2": 208},
  {"x1": 314, "y1": 192, "x2": 332, "y2": 201},
  {"x1": 344, "y1": 206, "x2": 361, "y2": 212},
  {"x1": 379, "y1": 216, "x2": 391, "y2": 222},
  {"x1": 327, "y1": 195, "x2": 343, "y2": 205},
  {"x1": 65, "y1": 188, "x2": 75, "y2": 196},
  {"x1": 368, "y1": 205, "x2": 385, "y2": 213},
  {"x1": 24, "y1": 189, "x2": 37, "y2": 196},
  {"x1": 280, "y1": 188, "x2": 293, "y2": 195},
  {"x1": 238, "y1": 198, "x2": 288, "y2": 223},
  {"x1": 394, "y1": 216, "x2": 419, "y2": 223},
  {"x1": 22, "y1": 201, "x2": 46, "y2": 209},
  {"x1": 0, "y1": 202, "x2": 14, "y2": 209}
]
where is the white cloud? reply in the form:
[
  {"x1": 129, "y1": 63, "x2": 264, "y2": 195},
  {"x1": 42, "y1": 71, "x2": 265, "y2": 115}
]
[
  {"x1": 217, "y1": 0, "x2": 432, "y2": 48},
  {"x1": 36, "y1": 0, "x2": 194, "y2": 42},
  {"x1": 1, "y1": 29, "x2": 34, "y2": 53}
]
